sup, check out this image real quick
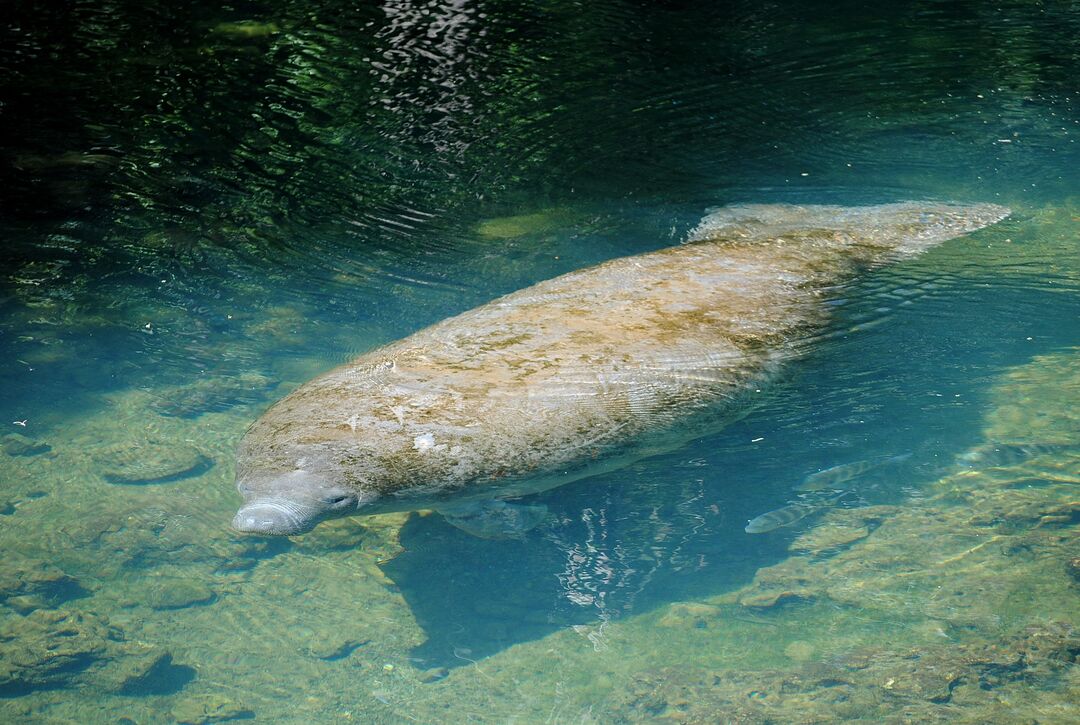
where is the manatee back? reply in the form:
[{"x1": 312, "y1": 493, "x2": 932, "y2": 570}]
[
  {"x1": 236, "y1": 202, "x2": 1010, "y2": 505},
  {"x1": 689, "y1": 202, "x2": 1010, "y2": 261}
]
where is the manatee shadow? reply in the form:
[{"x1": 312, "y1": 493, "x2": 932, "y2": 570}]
[
  {"x1": 380, "y1": 513, "x2": 583, "y2": 670},
  {"x1": 379, "y1": 454, "x2": 786, "y2": 671},
  {"x1": 379, "y1": 274, "x2": 1062, "y2": 670}
]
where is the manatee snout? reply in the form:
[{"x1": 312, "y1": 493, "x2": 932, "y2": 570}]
[{"x1": 232, "y1": 471, "x2": 361, "y2": 535}]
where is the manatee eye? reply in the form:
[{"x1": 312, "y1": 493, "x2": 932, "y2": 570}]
[{"x1": 322, "y1": 492, "x2": 355, "y2": 508}]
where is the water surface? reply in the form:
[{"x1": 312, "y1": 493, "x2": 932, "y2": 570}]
[{"x1": 1, "y1": 1, "x2": 1078, "y2": 722}]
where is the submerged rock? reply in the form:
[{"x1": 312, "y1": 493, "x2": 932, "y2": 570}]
[
  {"x1": 151, "y1": 372, "x2": 277, "y2": 418},
  {"x1": 418, "y1": 666, "x2": 449, "y2": 683},
  {"x1": 1067, "y1": 557, "x2": 1080, "y2": 584},
  {"x1": 95, "y1": 438, "x2": 213, "y2": 485},
  {"x1": 0, "y1": 609, "x2": 113, "y2": 695},
  {"x1": 115, "y1": 652, "x2": 197, "y2": 696},
  {"x1": 474, "y1": 208, "x2": 578, "y2": 240},
  {"x1": 211, "y1": 20, "x2": 281, "y2": 38},
  {"x1": 306, "y1": 638, "x2": 369, "y2": 661},
  {"x1": 1, "y1": 433, "x2": 51, "y2": 457},
  {"x1": 146, "y1": 579, "x2": 216, "y2": 611},
  {"x1": 171, "y1": 693, "x2": 255, "y2": 724},
  {"x1": 789, "y1": 523, "x2": 870, "y2": 555},
  {"x1": 608, "y1": 622, "x2": 1078, "y2": 723},
  {"x1": 657, "y1": 602, "x2": 722, "y2": 629},
  {"x1": 0, "y1": 558, "x2": 88, "y2": 614}
]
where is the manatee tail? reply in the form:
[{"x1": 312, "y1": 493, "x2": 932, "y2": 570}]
[{"x1": 687, "y1": 202, "x2": 1011, "y2": 263}]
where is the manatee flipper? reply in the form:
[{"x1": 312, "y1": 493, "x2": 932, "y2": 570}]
[{"x1": 437, "y1": 500, "x2": 549, "y2": 539}]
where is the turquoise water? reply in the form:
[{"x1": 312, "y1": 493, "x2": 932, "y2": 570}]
[{"x1": 2, "y1": 1, "x2": 1079, "y2": 722}]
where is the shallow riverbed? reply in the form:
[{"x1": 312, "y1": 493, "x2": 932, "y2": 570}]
[{"x1": 1, "y1": 2, "x2": 1078, "y2": 722}]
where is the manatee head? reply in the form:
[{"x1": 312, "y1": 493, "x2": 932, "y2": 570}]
[{"x1": 232, "y1": 469, "x2": 367, "y2": 535}]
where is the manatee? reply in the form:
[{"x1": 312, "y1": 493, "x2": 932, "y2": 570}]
[{"x1": 232, "y1": 202, "x2": 1010, "y2": 537}]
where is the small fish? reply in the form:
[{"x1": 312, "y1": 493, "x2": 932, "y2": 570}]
[
  {"x1": 745, "y1": 490, "x2": 848, "y2": 534},
  {"x1": 12, "y1": 420, "x2": 27, "y2": 427},
  {"x1": 955, "y1": 443, "x2": 1075, "y2": 468},
  {"x1": 796, "y1": 453, "x2": 912, "y2": 491}
]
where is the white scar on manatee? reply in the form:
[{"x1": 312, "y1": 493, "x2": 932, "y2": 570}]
[{"x1": 232, "y1": 202, "x2": 1010, "y2": 538}]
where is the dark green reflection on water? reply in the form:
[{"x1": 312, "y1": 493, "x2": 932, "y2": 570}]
[{"x1": 3, "y1": 0, "x2": 1078, "y2": 424}]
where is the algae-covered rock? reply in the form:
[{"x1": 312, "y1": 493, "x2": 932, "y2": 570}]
[
  {"x1": 151, "y1": 372, "x2": 277, "y2": 418},
  {"x1": 657, "y1": 602, "x2": 722, "y2": 629},
  {"x1": 979, "y1": 346, "x2": 1080, "y2": 445},
  {"x1": 738, "y1": 348, "x2": 1080, "y2": 630},
  {"x1": 211, "y1": 20, "x2": 281, "y2": 38},
  {"x1": 783, "y1": 640, "x2": 815, "y2": 662},
  {"x1": 93, "y1": 437, "x2": 213, "y2": 485},
  {"x1": 0, "y1": 608, "x2": 114, "y2": 695},
  {"x1": 608, "y1": 622, "x2": 1078, "y2": 723},
  {"x1": 115, "y1": 652, "x2": 197, "y2": 695},
  {"x1": 789, "y1": 522, "x2": 870, "y2": 555},
  {"x1": 305, "y1": 638, "x2": 369, "y2": 661},
  {"x1": 1068, "y1": 557, "x2": 1080, "y2": 584},
  {"x1": 0, "y1": 558, "x2": 88, "y2": 614},
  {"x1": 146, "y1": 579, "x2": 216, "y2": 611},
  {"x1": 418, "y1": 666, "x2": 449, "y2": 683},
  {"x1": 474, "y1": 208, "x2": 579, "y2": 240},
  {"x1": 171, "y1": 693, "x2": 255, "y2": 724},
  {"x1": 2, "y1": 433, "x2": 52, "y2": 457}
]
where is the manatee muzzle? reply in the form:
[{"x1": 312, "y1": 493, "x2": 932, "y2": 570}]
[
  {"x1": 232, "y1": 497, "x2": 323, "y2": 535},
  {"x1": 232, "y1": 470, "x2": 361, "y2": 535}
]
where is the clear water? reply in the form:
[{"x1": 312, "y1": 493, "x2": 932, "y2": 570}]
[{"x1": 2, "y1": 1, "x2": 1078, "y2": 722}]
